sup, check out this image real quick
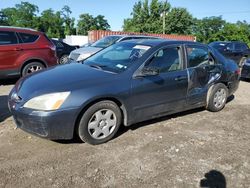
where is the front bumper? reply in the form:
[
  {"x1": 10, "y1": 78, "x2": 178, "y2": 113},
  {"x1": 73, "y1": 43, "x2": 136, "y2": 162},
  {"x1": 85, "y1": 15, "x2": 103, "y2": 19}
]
[{"x1": 8, "y1": 99, "x2": 79, "y2": 140}]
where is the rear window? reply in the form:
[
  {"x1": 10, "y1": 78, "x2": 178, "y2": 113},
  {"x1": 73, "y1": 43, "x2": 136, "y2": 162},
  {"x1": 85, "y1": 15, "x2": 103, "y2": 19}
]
[
  {"x1": 210, "y1": 42, "x2": 228, "y2": 51},
  {"x1": 0, "y1": 31, "x2": 18, "y2": 45},
  {"x1": 19, "y1": 32, "x2": 39, "y2": 43},
  {"x1": 53, "y1": 40, "x2": 64, "y2": 48}
]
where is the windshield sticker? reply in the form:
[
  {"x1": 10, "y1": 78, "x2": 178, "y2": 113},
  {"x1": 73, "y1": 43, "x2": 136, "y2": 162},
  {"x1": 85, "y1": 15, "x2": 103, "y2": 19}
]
[
  {"x1": 116, "y1": 64, "x2": 127, "y2": 69},
  {"x1": 133, "y1": 45, "x2": 151, "y2": 51}
]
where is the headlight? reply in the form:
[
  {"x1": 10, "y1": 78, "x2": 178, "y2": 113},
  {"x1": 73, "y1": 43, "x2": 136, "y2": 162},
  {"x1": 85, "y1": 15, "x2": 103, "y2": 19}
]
[
  {"x1": 78, "y1": 53, "x2": 91, "y2": 61},
  {"x1": 23, "y1": 92, "x2": 70, "y2": 111}
]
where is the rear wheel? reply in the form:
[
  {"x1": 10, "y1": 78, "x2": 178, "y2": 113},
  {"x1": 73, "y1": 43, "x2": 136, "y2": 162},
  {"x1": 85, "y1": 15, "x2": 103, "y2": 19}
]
[
  {"x1": 206, "y1": 83, "x2": 228, "y2": 112},
  {"x1": 22, "y1": 62, "x2": 44, "y2": 76},
  {"x1": 78, "y1": 101, "x2": 122, "y2": 145}
]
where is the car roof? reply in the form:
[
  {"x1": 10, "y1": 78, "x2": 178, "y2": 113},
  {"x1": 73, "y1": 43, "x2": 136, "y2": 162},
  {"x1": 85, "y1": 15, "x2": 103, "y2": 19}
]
[
  {"x1": 0, "y1": 26, "x2": 42, "y2": 34},
  {"x1": 119, "y1": 39, "x2": 201, "y2": 47}
]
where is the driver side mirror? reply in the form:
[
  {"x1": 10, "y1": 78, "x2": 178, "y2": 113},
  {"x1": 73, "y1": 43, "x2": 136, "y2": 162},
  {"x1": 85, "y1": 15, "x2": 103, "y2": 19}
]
[{"x1": 139, "y1": 66, "x2": 160, "y2": 77}]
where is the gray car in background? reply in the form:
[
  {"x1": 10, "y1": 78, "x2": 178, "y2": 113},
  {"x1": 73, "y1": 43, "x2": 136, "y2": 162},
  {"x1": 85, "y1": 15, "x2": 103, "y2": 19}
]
[{"x1": 69, "y1": 35, "x2": 159, "y2": 62}]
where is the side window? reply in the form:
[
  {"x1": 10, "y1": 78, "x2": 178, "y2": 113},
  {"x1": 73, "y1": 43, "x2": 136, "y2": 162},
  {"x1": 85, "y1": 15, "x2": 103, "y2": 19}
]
[
  {"x1": 19, "y1": 33, "x2": 39, "y2": 43},
  {"x1": 234, "y1": 43, "x2": 242, "y2": 51},
  {"x1": 147, "y1": 46, "x2": 182, "y2": 73},
  {"x1": 0, "y1": 31, "x2": 18, "y2": 45},
  {"x1": 187, "y1": 46, "x2": 213, "y2": 67}
]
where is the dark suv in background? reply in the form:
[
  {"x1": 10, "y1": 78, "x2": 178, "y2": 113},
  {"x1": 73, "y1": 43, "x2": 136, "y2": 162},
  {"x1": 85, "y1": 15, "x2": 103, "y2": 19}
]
[
  {"x1": 0, "y1": 26, "x2": 57, "y2": 80},
  {"x1": 209, "y1": 41, "x2": 250, "y2": 66}
]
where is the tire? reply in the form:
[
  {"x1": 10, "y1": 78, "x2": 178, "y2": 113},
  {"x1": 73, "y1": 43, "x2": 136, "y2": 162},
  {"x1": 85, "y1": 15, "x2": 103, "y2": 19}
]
[
  {"x1": 78, "y1": 101, "x2": 122, "y2": 145},
  {"x1": 206, "y1": 83, "x2": 228, "y2": 112},
  {"x1": 22, "y1": 62, "x2": 45, "y2": 76},
  {"x1": 59, "y1": 54, "x2": 69, "y2": 64}
]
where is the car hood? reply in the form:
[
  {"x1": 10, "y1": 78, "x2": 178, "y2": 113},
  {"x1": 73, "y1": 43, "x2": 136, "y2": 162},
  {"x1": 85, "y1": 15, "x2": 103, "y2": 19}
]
[
  {"x1": 70, "y1": 46, "x2": 103, "y2": 61},
  {"x1": 15, "y1": 63, "x2": 115, "y2": 100},
  {"x1": 72, "y1": 46, "x2": 102, "y2": 54},
  {"x1": 71, "y1": 46, "x2": 102, "y2": 55}
]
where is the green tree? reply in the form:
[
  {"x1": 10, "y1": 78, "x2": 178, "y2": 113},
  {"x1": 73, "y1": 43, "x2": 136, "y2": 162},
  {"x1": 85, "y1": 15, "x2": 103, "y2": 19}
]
[
  {"x1": 0, "y1": 11, "x2": 9, "y2": 25},
  {"x1": 123, "y1": 0, "x2": 170, "y2": 33},
  {"x1": 77, "y1": 14, "x2": 110, "y2": 35},
  {"x1": 193, "y1": 16, "x2": 226, "y2": 43},
  {"x1": 39, "y1": 9, "x2": 64, "y2": 38},
  {"x1": 61, "y1": 5, "x2": 76, "y2": 35},
  {"x1": 165, "y1": 8, "x2": 193, "y2": 35},
  {"x1": 0, "y1": 2, "x2": 39, "y2": 28}
]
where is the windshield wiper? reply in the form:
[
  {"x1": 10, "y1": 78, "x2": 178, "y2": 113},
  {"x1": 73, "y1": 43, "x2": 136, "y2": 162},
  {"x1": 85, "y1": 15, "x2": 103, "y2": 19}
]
[{"x1": 89, "y1": 64, "x2": 106, "y2": 70}]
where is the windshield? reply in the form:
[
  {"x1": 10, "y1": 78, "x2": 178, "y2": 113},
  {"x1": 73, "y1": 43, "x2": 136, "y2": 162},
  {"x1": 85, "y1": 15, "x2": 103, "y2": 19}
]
[
  {"x1": 84, "y1": 42, "x2": 151, "y2": 73},
  {"x1": 91, "y1": 36, "x2": 122, "y2": 48}
]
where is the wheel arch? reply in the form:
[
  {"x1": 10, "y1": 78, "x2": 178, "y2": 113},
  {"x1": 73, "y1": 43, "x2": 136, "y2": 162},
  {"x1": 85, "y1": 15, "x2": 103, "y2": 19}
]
[
  {"x1": 206, "y1": 82, "x2": 228, "y2": 108},
  {"x1": 74, "y1": 97, "x2": 128, "y2": 137},
  {"x1": 20, "y1": 58, "x2": 48, "y2": 75}
]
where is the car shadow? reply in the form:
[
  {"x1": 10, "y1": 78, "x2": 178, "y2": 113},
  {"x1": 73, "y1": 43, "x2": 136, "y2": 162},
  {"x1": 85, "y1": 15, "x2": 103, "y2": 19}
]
[
  {"x1": 54, "y1": 136, "x2": 83, "y2": 144},
  {"x1": 200, "y1": 170, "x2": 226, "y2": 188},
  {"x1": 116, "y1": 95, "x2": 235, "y2": 139},
  {"x1": 0, "y1": 78, "x2": 19, "y2": 86},
  {"x1": 115, "y1": 107, "x2": 206, "y2": 139},
  {"x1": 240, "y1": 77, "x2": 250, "y2": 82},
  {"x1": 227, "y1": 94, "x2": 235, "y2": 104},
  {"x1": 0, "y1": 95, "x2": 11, "y2": 123}
]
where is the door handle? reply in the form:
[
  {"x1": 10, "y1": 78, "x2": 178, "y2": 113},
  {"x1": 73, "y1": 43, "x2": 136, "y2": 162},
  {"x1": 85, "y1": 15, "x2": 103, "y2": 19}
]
[
  {"x1": 14, "y1": 47, "x2": 23, "y2": 51},
  {"x1": 175, "y1": 76, "x2": 187, "y2": 81}
]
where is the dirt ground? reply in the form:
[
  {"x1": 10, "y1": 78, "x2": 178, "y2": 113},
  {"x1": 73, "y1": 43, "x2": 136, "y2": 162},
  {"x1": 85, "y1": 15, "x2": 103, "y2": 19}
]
[{"x1": 0, "y1": 80, "x2": 249, "y2": 188}]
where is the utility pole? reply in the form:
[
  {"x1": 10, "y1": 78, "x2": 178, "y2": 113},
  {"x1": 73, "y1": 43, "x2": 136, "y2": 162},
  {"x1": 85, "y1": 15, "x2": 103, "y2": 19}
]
[
  {"x1": 163, "y1": 10, "x2": 166, "y2": 34},
  {"x1": 162, "y1": 0, "x2": 168, "y2": 34}
]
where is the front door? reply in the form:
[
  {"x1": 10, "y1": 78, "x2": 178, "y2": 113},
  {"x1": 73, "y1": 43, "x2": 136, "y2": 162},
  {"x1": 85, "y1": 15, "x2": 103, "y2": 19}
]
[
  {"x1": 131, "y1": 45, "x2": 188, "y2": 122},
  {"x1": 0, "y1": 31, "x2": 21, "y2": 70}
]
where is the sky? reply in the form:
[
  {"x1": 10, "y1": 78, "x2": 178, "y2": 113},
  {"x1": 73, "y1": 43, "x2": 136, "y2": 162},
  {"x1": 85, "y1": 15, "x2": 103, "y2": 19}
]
[{"x1": 1, "y1": 0, "x2": 250, "y2": 31}]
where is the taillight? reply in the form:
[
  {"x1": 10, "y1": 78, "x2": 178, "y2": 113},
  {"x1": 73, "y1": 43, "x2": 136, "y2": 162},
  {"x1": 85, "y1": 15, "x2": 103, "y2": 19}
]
[
  {"x1": 235, "y1": 68, "x2": 241, "y2": 75},
  {"x1": 50, "y1": 44, "x2": 56, "y2": 51}
]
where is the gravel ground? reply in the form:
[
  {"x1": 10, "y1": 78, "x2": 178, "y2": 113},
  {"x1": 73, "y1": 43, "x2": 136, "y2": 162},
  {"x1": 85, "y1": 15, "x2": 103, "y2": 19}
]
[{"x1": 0, "y1": 80, "x2": 250, "y2": 188}]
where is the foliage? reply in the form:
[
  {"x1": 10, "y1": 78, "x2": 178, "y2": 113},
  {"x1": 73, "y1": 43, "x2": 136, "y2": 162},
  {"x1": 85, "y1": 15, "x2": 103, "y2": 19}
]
[
  {"x1": 77, "y1": 14, "x2": 110, "y2": 35},
  {"x1": 0, "y1": 0, "x2": 249, "y2": 46},
  {"x1": 0, "y1": 2, "x2": 38, "y2": 28},
  {"x1": 123, "y1": 0, "x2": 250, "y2": 46},
  {"x1": 192, "y1": 16, "x2": 226, "y2": 43},
  {"x1": 123, "y1": 0, "x2": 170, "y2": 33},
  {"x1": 0, "y1": 1, "x2": 110, "y2": 38},
  {"x1": 165, "y1": 8, "x2": 193, "y2": 35}
]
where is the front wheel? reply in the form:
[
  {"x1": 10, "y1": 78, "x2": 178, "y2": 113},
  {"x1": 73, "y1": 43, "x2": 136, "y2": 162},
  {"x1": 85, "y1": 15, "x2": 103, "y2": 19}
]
[
  {"x1": 78, "y1": 101, "x2": 122, "y2": 145},
  {"x1": 206, "y1": 83, "x2": 228, "y2": 112},
  {"x1": 59, "y1": 54, "x2": 69, "y2": 64}
]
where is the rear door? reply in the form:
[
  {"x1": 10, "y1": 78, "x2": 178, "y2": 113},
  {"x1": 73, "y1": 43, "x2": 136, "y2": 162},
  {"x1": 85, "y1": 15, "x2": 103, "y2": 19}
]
[
  {"x1": 131, "y1": 45, "x2": 188, "y2": 121},
  {"x1": 186, "y1": 44, "x2": 222, "y2": 105},
  {"x1": 0, "y1": 31, "x2": 21, "y2": 70}
]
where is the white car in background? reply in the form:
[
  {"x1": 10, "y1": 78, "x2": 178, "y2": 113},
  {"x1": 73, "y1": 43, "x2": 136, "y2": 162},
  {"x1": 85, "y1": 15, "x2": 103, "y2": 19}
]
[{"x1": 69, "y1": 35, "x2": 159, "y2": 62}]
